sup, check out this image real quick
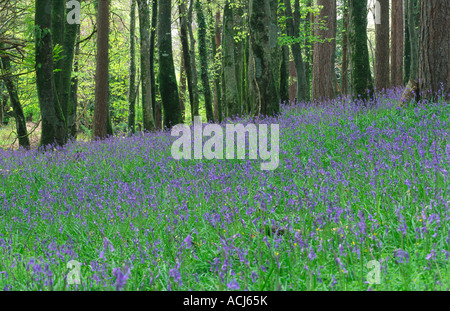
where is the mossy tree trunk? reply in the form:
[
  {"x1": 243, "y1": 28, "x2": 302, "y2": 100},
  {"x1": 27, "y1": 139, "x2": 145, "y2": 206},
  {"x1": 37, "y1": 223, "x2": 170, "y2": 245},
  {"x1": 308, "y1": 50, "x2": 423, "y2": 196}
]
[
  {"x1": 222, "y1": 1, "x2": 240, "y2": 118},
  {"x1": 348, "y1": 0, "x2": 373, "y2": 100},
  {"x1": 35, "y1": 0, "x2": 66, "y2": 147},
  {"x1": 249, "y1": 0, "x2": 279, "y2": 116},
  {"x1": 150, "y1": 0, "x2": 161, "y2": 130},
  {"x1": 0, "y1": 48, "x2": 30, "y2": 149},
  {"x1": 179, "y1": 0, "x2": 196, "y2": 123},
  {"x1": 284, "y1": 0, "x2": 308, "y2": 102},
  {"x1": 195, "y1": 0, "x2": 214, "y2": 123},
  {"x1": 158, "y1": 0, "x2": 182, "y2": 128},
  {"x1": 187, "y1": 0, "x2": 200, "y2": 117},
  {"x1": 128, "y1": 0, "x2": 137, "y2": 133},
  {"x1": 137, "y1": 0, "x2": 155, "y2": 131}
]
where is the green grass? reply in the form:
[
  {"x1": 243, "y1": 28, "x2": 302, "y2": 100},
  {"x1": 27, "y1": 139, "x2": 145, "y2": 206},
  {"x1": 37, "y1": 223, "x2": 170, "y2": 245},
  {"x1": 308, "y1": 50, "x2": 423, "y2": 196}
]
[{"x1": 0, "y1": 99, "x2": 449, "y2": 291}]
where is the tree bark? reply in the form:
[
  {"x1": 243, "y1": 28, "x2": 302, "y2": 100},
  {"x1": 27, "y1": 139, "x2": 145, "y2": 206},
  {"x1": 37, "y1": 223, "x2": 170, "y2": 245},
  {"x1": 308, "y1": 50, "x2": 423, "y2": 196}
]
[
  {"x1": 0, "y1": 51, "x2": 30, "y2": 149},
  {"x1": 187, "y1": 0, "x2": 200, "y2": 117},
  {"x1": 375, "y1": 0, "x2": 390, "y2": 91},
  {"x1": 249, "y1": 0, "x2": 279, "y2": 116},
  {"x1": 93, "y1": 0, "x2": 110, "y2": 139},
  {"x1": 195, "y1": 0, "x2": 214, "y2": 122},
  {"x1": 223, "y1": 1, "x2": 241, "y2": 118},
  {"x1": 418, "y1": 0, "x2": 449, "y2": 99},
  {"x1": 150, "y1": 0, "x2": 160, "y2": 129},
  {"x1": 284, "y1": 0, "x2": 308, "y2": 102},
  {"x1": 158, "y1": 0, "x2": 182, "y2": 128},
  {"x1": 407, "y1": 0, "x2": 419, "y2": 80},
  {"x1": 179, "y1": 0, "x2": 196, "y2": 122},
  {"x1": 35, "y1": 0, "x2": 66, "y2": 147},
  {"x1": 128, "y1": 0, "x2": 137, "y2": 133},
  {"x1": 311, "y1": 0, "x2": 336, "y2": 101},
  {"x1": 391, "y1": 0, "x2": 404, "y2": 87},
  {"x1": 137, "y1": 0, "x2": 155, "y2": 131},
  {"x1": 348, "y1": 0, "x2": 373, "y2": 100},
  {"x1": 341, "y1": 0, "x2": 349, "y2": 95}
]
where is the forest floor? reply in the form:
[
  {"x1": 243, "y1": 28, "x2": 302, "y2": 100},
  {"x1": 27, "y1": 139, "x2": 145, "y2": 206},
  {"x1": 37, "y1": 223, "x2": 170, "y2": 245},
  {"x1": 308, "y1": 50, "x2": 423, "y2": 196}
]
[{"x1": 0, "y1": 91, "x2": 449, "y2": 290}]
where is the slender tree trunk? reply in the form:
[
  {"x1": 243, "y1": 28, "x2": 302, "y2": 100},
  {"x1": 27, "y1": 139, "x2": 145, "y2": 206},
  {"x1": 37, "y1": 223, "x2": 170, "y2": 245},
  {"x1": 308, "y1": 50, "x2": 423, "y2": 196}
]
[
  {"x1": 179, "y1": 47, "x2": 186, "y2": 122},
  {"x1": 280, "y1": 44, "x2": 289, "y2": 104},
  {"x1": 214, "y1": 10, "x2": 223, "y2": 122},
  {"x1": 137, "y1": 0, "x2": 155, "y2": 131},
  {"x1": 93, "y1": 0, "x2": 110, "y2": 139},
  {"x1": 195, "y1": 0, "x2": 214, "y2": 122},
  {"x1": 348, "y1": 0, "x2": 373, "y2": 100},
  {"x1": 418, "y1": 0, "x2": 449, "y2": 99},
  {"x1": 70, "y1": 27, "x2": 80, "y2": 139},
  {"x1": 150, "y1": 0, "x2": 161, "y2": 130},
  {"x1": 207, "y1": 3, "x2": 220, "y2": 122},
  {"x1": 62, "y1": 22, "x2": 79, "y2": 140},
  {"x1": 407, "y1": 0, "x2": 419, "y2": 80},
  {"x1": 35, "y1": 0, "x2": 66, "y2": 147},
  {"x1": 391, "y1": 0, "x2": 404, "y2": 87},
  {"x1": 284, "y1": 0, "x2": 308, "y2": 102},
  {"x1": 179, "y1": 1, "x2": 196, "y2": 122},
  {"x1": 187, "y1": 0, "x2": 200, "y2": 117},
  {"x1": 158, "y1": 0, "x2": 182, "y2": 128},
  {"x1": 341, "y1": 0, "x2": 349, "y2": 95},
  {"x1": 311, "y1": 0, "x2": 335, "y2": 101},
  {"x1": 0, "y1": 51, "x2": 30, "y2": 149},
  {"x1": 375, "y1": 0, "x2": 390, "y2": 91},
  {"x1": 128, "y1": 0, "x2": 137, "y2": 133}
]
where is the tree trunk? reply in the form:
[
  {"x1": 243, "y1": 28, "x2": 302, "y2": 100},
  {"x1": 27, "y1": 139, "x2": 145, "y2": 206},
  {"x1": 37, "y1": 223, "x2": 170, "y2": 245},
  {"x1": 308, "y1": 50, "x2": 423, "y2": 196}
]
[
  {"x1": 179, "y1": 46, "x2": 186, "y2": 122},
  {"x1": 128, "y1": 0, "x2": 137, "y2": 133},
  {"x1": 284, "y1": 0, "x2": 308, "y2": 102},
  {"x1": 195, "y1": 0, "x2": 214, "y2": 122},
  {"x1": 35, "y1": 0, "x2": 66, "y2": 147},
  {"x1": 214, "y1": 9, "x2": 223, "y2": 122},
  {"x1": 52, "y1": 0, "x2": 65, "y2": 126},
  {"x1": 137, "y1": 0, "x2": 155, "y2": 131},
  {"x1": 348, "y1": 0, "x2": 373, "y2": 100},
  {"x1": 418, "y1": 0, "x2": 449, "y2": 99},
  {"x1": 187, "y1": 0, "x2": 200, "y2": 117},
  {"x1": 341, "y1": 0, "x2": 349, "y2": 95},
  {"x1": 179, "y1": 0, "x2": 196, "y2": 122},
  {"x1": 407, "y1": 0, "x2": 419, "y2": 80},
  {"x1": 70, "y1": 27, "x2": 80, "y2": 139},
  {"x1": 280, "y1": 44, "x2": 290, "y2": 104},
  {"x1": 93, "y1": 0, "x2": 110, "y2": 139},
  {"x1": 223, "y1": 1, "x2": 241, "y2": 118},
  {"x1": 249, "y1": 0, "x2": 279, "y2": 116},
  {"x1": 311, "y1": 0, "x2": 335, "y2": 101},
  {"x1": 158, "y1": 0, "x2": 182, "y2": 128},
  {"x1": 62, "y1": 22, "x2": 79, "y2": 140},
  {"x1": 391, "y1": 0, "x2": 404, "y2": 87},
  {"x1": 0, "y1": 51, "x2": 30, "y2": 149},
  {"x1": 375, "y1": 0, "x2": 390, "y2": 91},
  {"x1": 150, "y1": 0, "x2": 160, "y2": 130}
]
